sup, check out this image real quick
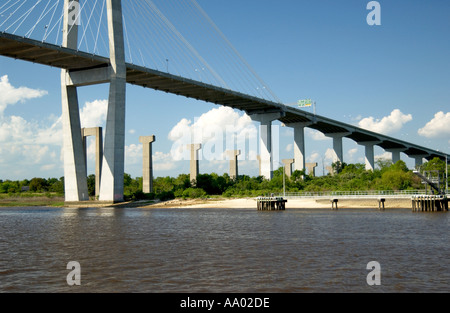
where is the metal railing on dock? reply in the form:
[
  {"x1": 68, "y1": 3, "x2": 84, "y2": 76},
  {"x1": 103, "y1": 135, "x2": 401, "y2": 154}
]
[{"x1": 273, "y1": 190, "x2": 428, "y2": 199}]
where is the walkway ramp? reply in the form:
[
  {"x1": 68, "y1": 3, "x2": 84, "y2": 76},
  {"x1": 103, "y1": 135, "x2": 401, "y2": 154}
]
[{"x1": 413, "y1": 171, "x2": 444, "y2": 195}]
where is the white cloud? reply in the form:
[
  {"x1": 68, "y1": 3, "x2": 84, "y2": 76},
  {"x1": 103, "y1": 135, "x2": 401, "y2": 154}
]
[
  {"x1": 325, "y1": 148, "x2": 336, "y2": 162},
  {"x1": 0, "y1": 75, "x2": 107, "y2": 178},
  {"x1": 0, "y1": 75, "x2": 48, "y2": 115},
  {"x1": 125, "y1": 143, "x2": 142, "y2": 165},
  {"x1": 418, "y1": 111, "x2": 450, "y2": 138},
  {"x1": 358, "y1": 109, "x2": 412, "y2": 134},
  {"x1": 306, "y1": 129, "x2": 329, "y2": 141},
  {"x1": 347, "y1": 148, "x2": 358, "y2": 158},
  {"x1": 153, "y1": 151, "x2": 176, "y2": 171},
  {"x1": 124, "y1": 146, "x2": 177, "y2": 172},
  {"x1": 168, "y1": 106, "x2": 257, "y2": 161},
  {"x1": 307, "y1": 152, "x2": 320, "y2": 163},
  {"x1": 286, "y1": 143, "x2": 293, "y2": 152},
  {"x1": 375, "y1": 152, "x2": 392, "y2": 161},
  {"x1": 80, "y1": 99, "x2": 108, "y2": 128}
]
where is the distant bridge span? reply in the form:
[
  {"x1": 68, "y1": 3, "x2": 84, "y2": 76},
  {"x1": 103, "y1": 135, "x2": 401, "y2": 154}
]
[{"x1": 1, "y1": 31, "x2": 447, "y2": 164}]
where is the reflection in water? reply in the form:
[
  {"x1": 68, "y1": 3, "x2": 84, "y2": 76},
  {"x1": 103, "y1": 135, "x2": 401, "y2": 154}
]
[{"x1": 0, "y1": 207, "x2": 448, "y2": 292}]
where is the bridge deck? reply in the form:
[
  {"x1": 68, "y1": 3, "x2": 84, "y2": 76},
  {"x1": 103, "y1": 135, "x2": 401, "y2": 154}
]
[{"x1": 1, "y1": 32, "x2": 449, "y2": 162}]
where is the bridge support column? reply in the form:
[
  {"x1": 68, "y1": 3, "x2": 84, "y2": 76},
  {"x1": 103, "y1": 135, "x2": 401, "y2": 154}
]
[
  {"x1": 285, "y1": 122, "x2": 311, "y2": 173},
  {"x1": 99, "y1": 0, "x2": 127, "y2": 202},
  {"x1": 386, "y1": 148, "x2": 407, "y2": 164},
  {"x1": 82, "y1": 127, "x2": 103, "y2": 198},
  {"x1": 360, "y1": 141, "x2": 381, "y2": 171},
  {"x1": 61, "y1": 0, "x2": 88, "y2": 202},
  {"x1": 188, "y1": 144, "x2": 202, "y2": 183},
  {"x1": 61, "y1": 84, "x2": 89, "y2": 201},
  {"x1": 306, "y1": 162, "x2": 318, "y2": 177},
  {"x1": 250, "y1": 112, "x2": 284, "y2": 180},
  {"x1": 139, "y1": 136, "x2": 156, "y2": 193},
  {"x1": 410, "y1": 154, "x2": 428, "y2": 169},
  {"x1": 256, "y1": 155, "x2": 261, "y2": 176},
  {"x1": 325, "y1": 132, "x2": 351, "y2": 164},
  {"x1": 282, "y1": 159, "x2": 294, "y2": 177},
  {"x1": 226, "y1": 150, "x2": 241, "y2": 179}
]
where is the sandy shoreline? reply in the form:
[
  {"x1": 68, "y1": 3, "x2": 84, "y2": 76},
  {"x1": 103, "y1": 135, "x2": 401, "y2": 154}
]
[{"x1": 138, "y1": 197, "x2": 412, "y2": 210}]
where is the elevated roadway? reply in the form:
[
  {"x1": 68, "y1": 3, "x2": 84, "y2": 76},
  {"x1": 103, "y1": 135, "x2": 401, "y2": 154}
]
[{"x1": 1, "y1": 32, "x2": 448, "y2": 163}]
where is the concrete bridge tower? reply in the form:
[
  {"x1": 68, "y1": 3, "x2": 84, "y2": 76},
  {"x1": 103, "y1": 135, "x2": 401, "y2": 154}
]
[{"x1": 61, "y1": 0, "x2": 126, "y2": 202}]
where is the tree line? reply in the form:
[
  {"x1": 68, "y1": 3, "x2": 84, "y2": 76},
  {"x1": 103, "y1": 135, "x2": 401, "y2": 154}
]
[{"x1": 0, "y1": 157, "x2": 447, "y2": 200}]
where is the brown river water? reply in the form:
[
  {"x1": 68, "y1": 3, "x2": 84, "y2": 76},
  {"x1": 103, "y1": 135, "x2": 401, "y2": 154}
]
[{"x1": 0, "y1": 206, "x2": 448, "y2": 292}]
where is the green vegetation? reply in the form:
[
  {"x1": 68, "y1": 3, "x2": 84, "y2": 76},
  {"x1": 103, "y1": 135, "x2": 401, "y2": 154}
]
[{"x1": 0, "y1": 158, "x2": 448, "y2": 203}]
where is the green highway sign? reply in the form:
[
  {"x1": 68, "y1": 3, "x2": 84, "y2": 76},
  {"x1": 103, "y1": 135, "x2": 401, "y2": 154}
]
[{"x1": 298, "y1": 99, "x2": 312, "y2": 107}]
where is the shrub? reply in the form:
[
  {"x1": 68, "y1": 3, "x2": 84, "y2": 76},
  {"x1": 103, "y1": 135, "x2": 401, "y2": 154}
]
[{"x1": 182, "y1": 187, "x2": 207, "y2": 199}]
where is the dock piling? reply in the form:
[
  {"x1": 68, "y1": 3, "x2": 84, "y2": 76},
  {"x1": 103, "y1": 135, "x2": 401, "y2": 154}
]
[
  {"x1": 411, "y1": 195, "x2": 448, "y2": 212},
  {"x1": 331, "y1": 199, "x2": 338, "y2": 210},
  {"x1": 256, "y1": 197, "x2": 287, "y2": 211}
]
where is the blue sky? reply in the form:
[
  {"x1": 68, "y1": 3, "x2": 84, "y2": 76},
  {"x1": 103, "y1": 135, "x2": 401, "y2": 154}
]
[{"x1": 1, "y1": 0, "x2": 449, "y2": 180}]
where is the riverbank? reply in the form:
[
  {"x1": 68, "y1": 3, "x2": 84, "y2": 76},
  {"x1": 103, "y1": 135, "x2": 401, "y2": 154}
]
[
  {"x1": 0, "y1": 195, "x2": 65, "y2": 207},
  {"x1": 0, "y1": 195, "x2": 413, "y2": 209}
]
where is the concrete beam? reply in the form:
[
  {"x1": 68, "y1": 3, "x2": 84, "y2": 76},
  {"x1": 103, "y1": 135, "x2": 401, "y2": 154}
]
[
  {"x1": 139, "y1": 135, "x2": 156, "y2": 193},
  {"x1": 82, "y1": 127, "x2": 103, "y2": 198},
  {"x1": 66, "y1": 67, "x2": 111, "y2": 87},
  {"x1": 226, "y1": 150, "x2": 241, "y2": 179},
  {"x1": 250, "y1": 112, "x2": 283, "y2": 180},
  {"x1": 282, "y1": 159, "x2": 295, "y2": 177},
  {"x1": 188, "y1": 144, "x2": 202, "y2": 182}
]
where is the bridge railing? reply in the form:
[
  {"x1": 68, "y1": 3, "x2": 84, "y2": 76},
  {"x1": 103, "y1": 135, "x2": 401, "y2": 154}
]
[{"x1": 273, "y1": 190, "x2": 429, "y2": 199}]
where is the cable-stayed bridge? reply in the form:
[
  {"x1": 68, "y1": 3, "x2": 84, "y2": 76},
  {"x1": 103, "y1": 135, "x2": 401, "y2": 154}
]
[{"x1": 0, "y1": 0, "x2": 448, "y2": 203}]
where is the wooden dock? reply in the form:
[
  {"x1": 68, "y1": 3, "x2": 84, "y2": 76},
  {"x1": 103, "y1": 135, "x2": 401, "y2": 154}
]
[
  {"x1": 411, "y1": 195, "x2": 449, "y2": 212},
  {"x1": 256, "y1": 197, "x2": 287, "y2": 210}
]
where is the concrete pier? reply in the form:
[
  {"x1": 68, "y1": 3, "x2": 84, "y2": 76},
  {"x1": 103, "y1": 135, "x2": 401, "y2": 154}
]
[
  {"x1": 61, "y1": 0, "x2": 127, "y2": 203},
  {"x1": 82, "y1": 127, "x2": 103, "y2": 198},
  {"x1": 360, "y1": 141, "x2": 381, "y2": 171},
  {"x1": 139, "y1": 135, "x2": 156, "y2": 193},
  {"x1": 61, "y1": 0, "x2": 88, "y2": 202},
  {"x1": 99, "y1": 0, "x2": 127, "y2": 202},
  {"x1": 226, "y1": 150, "x2": 241, "y2": 179},
  {"x1": 188, "y1": 144, "x2": 202, "y2": 183},
  {"x1": 306, "y1": 162, "x2": 318, "y2": 177},
  {"x1": 386, "y1": 148, "x2": 407, "y2": 164},
  {"x1": 285, "y1": 122, "x2": 311, "y2": 172},
  {"x1": 282, "y1": 159, "x2": 294, "y2": 177},
  {"x1": 325, "y1": 132, "x2": 351, "y2": 164},
  {"x1": 250, "y1": 112, "x2": 284, "y2": 180}
]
